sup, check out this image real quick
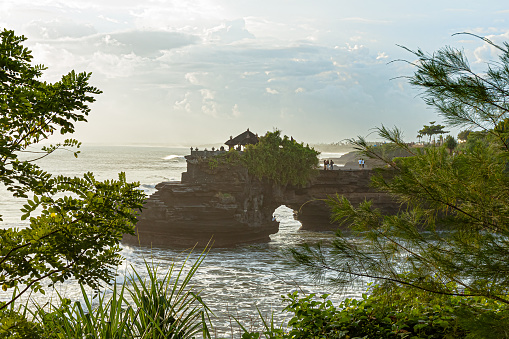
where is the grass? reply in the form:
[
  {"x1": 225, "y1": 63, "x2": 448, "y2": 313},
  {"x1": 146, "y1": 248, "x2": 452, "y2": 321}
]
[{"x1": 28, "y1": 247, "x2": 212, "y2": 338}]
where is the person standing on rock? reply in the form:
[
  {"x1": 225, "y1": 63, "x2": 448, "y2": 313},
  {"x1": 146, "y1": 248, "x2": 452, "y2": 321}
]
[
  {"x1": 330, "y1": 159, "x2": 334, "y2": 170},
  {"x1": 361, "y1": 159, "x2": 365, "y2": 169},
  {"x1": 324, "y1": 159, "x2": 329, "y2": 170},
  {"x1": 358, "y1": 159, "x2": 362, "y2": 169}
]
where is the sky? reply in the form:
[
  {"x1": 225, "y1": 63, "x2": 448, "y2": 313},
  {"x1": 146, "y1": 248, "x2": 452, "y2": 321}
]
[{"x1": 2, "y1": 1, "x2": 509, "y2": 146}]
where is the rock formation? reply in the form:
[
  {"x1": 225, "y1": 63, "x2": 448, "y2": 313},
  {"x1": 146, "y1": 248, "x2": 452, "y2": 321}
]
[{"x1": 122, "y1": 153, "x2": 400, "y2": 248}]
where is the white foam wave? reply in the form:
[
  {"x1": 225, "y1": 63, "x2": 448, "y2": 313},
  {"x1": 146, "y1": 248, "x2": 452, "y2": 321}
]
[
  {"x1": 163, "y1": 155, "x2": 185, "y2": 160},
  {"x1": 319, "y1": 152, "x2": 347, "y2": 158}
]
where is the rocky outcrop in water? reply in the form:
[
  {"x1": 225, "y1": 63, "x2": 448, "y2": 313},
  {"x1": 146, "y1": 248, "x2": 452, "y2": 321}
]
[
  {"x1": 282, "y1": 169, "x2": 399, "y2": 231},
  {"x1": 122, "y1": 154, "x2": 400, "y2": 248}
]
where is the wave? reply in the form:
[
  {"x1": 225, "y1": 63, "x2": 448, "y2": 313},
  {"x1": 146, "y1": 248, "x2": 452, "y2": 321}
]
[
  {"x1": 319, "y1": 152, "x2": 347, "y2": 158},
  {"x1": 163, "y1": 155, "x2": 185, "y2": 160}
]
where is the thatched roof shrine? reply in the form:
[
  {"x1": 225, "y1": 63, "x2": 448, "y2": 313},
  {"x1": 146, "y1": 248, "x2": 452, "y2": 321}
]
[{"x1": 225, "y1": 129, "x2": 258, "y2": 148}]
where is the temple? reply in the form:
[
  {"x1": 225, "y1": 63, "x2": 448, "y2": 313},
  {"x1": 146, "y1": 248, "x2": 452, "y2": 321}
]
[
  {"x1": 122, "y1": 131, "x2": 400, "y2": 248},
  {"x1": 225, "y1": 128, "x2": 258, "y2": 151},
  {"x1": 189, "y1": 128, "x2": 259, "y2": 157}
]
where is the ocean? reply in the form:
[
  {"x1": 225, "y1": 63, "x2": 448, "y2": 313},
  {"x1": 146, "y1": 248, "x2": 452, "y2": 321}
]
[{"x1": 0, "y1": 145, "x2": 363, "y2": 336}]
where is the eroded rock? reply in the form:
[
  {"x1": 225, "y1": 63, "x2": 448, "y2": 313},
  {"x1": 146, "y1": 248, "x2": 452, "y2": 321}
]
[{"x1": 123, "y1": 154, "x2": 400, "y2": 248}]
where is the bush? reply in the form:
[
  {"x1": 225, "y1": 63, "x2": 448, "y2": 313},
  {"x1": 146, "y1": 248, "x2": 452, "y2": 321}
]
[
  {"x1": 240, "y1": 284, "x2": 509, "y2": 339},
  {"x1": 3, "y1": 249, "x2": 212, "y2": 339},
  {"x1": 243, "y1": 130, "x2": 320, "y2": 187}
]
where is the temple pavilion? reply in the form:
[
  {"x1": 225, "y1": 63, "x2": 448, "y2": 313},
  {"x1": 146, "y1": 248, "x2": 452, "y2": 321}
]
[{"x1": 225, "y1": 129, "x2": 259, "y2": 150}]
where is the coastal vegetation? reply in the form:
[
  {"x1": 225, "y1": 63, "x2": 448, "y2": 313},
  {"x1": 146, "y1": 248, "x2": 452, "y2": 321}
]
[
  {"x1": 0, "y1": 29, "x2": 146, "y2": 336},
  {"x1": 242, "y1": 130, "x2": 320, "y2": 187},
  {"x1": 286, "y1": 36, "x2": 509, "y2": 336},
  {"x1": 207, "y1": 130, "x2": 320, "y2": 187},
  {"x1": 239, "y1": 283, "x2": 508, "y2": 338},
  {"x1": 29, "y1": 251, "x2": 210, "y2": 338}
]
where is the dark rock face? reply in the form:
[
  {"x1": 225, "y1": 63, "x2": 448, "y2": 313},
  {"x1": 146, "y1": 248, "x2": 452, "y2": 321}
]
[
  {"x1": 123, "y1": 156, "x2": 400, "y2": 248},
  {"x1": 123, "y1": 158, "x2": 281, "y2": 248},
  {"x1": 284, "y1": 170, "x2": 400, "y2": 231}
]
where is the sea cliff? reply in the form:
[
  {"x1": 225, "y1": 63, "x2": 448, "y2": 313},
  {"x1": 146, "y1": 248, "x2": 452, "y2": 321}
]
[{"x1": 123, "y1": 153, "x2": 399, "y2": 247}]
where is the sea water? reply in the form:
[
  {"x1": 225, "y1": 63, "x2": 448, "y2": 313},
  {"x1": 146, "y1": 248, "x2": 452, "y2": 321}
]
[{"x1": 0, "y1": 145, "x2": 365, "y2": 336}]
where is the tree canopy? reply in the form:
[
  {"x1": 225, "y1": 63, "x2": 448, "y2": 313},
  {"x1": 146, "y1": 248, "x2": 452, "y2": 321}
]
[
  {"x1": 457, "y1": 129, "x2": 472, "y2": 142},
  {"x1": 0, "y1": 28, "x2": 145, "y2": 319},
  {"x1": 444, "y1": 135, "x2": 458, "y2": 153},
  {"x1": 289, "y1": 36, "x2": 509, "y2": 332},
  {"x1": 417, "y1": 121, "x2": 449, "y2": 143},
  {"x1": 242, "y1": 130, "x2": 320, "y2": 187}
]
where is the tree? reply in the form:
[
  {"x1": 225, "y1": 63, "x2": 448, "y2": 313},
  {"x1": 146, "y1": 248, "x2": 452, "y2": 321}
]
[
  {"x1": 462, "y1": 130, "x2": 490, "y2": 153},
  {"x1": 444, "y1": 135, "x2": 458, "y2": 154},
  {"x1": 418, "y1": 121, "x2": 449, "y2": 144},
  {"x1": 242, "y1": 130, "x2": 320, "y2": 187},
  {"x1": 0, "y1": 27, "x2": 145, "y2": 320},
  {"x1": 289, "y1": 36, "x2": 509, "y2": 332},
  {"x1": 457, "y1": 129, "x2": 472, "y2": 142}
]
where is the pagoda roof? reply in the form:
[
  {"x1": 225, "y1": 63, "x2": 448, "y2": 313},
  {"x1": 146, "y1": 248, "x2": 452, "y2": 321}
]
[{"x1": 225, "y1": 129, "x2": 259, "y2": 146}]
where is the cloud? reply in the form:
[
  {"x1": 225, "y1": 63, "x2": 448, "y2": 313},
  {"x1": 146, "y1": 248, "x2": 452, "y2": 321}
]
[
  {"x1": 103, "y1": 30, "x2": 199, "y2": 57},
  {"x1": 88, "y1": 51, "x2": 143, "y2": 78},
  {"x1": 241, "y1": 71, "x2": 259, "y2": 78},
  {"x1": 25, "y1": 28, "x2": 199, "y2": 59},
  {"x1": 206, "y1": 18, "x2": 255, "y2": 43},
  {"x1": 7, "y1": 0, "x2": 498, "y2": 145},
  {"x1": 26, "y1": 19, "x2": 96, "y2": 39},
  {"x1": 232, "y1": 104, "x2": 241, "y2": 117},
  {"x1": 350, "y1": 35, "x2": 363, "y2": 42},
  {"x1": 468, "y1": 27, "x2": 501, "y2": 35},
  {"x1": 174, "y1": 92, "x2": 192, "y2": 112},
  {"x1": 200, "y1": 89, "x2": 215, "y2": 100},
  {"x1": 473, "y1": 31, "x2": 509, "y2": 63},
  {"x1": 98, "y1": 15, "x2": 120, "y2": 24},
  {"x1": 185, "y1": 72, "x2": 209, "y2": 85},
  {"x1": 129, "y1": 1, "x2": 225, "y2": 31},
  {"x1": 202, "y1": 101, "x2": 218, "y2": 117},
  {"x1": 200, "y1": 89, "x2": 218, "y2": 117}
]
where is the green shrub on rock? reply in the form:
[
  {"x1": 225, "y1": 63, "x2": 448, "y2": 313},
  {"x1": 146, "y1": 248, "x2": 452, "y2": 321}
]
[{"x1": 243, "y1": 130, "x2": 320, "y2": 187}]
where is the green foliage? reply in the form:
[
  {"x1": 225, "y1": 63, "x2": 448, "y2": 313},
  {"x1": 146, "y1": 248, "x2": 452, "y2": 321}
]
[
  {"x1": 242, "y1": 130, "x2": 319, "y2": 187},
  {"x1": 240, "y1": 285, "x2": 508, "y2": 339},
  {"x1": 299, "y1": 127, "x2": 509, "y2": 304},
  {"x1": 444, "y1": 135, "x2": 457, "y2": 153},
  {"x1": 204, "y1": 132, "x2": 319, "y2": 187},
  {"x1": 287, "y1": 36, "x2": 509, "y2": 335},
  {"x1": 0, "y1": 29, "x2": 101, "y2": 200},
  {"x1": 418, "y1": 121, "x2": 449, "y2": 143},
  {"x1": 457, "y1": 129, "x2": 471, "y2": 142},
  {"x1": 0, "y1": 28, "x2": 146, "y2": 333},
  {"x1": 458, "y1": 130, "x2": 490, "y2": 153},
  {"x1": 208, "y1": 157, "x2": 219, "y2": 170},
  {"x1": 0, "y1": 296, "x2": 44, "y2": 339},
  {"x1": 4, "y1": 249, "x2": 211, "y2": 339},
  {"x1": 206, "y1": 149, "x2": 243, "y2": 171}
]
